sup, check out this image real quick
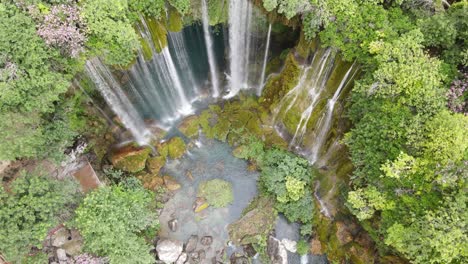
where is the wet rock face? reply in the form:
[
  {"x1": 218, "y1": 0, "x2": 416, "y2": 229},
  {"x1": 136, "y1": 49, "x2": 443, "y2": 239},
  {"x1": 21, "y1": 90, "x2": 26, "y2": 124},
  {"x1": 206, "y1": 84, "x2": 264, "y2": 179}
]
[
  {"x1": 200, "y1": 236, "x2": 213, "y2": 246},
  {"x1": 156, "y1": 239, "x2": 183, "y2": 263},
  {"x1": 228, "y1": 197, "x2": 276, "y2": 245},
  {"x1": 168, "y1": 219, "x2": 178, "y2": 232},
  {"x1": 110, "y1": 144, "x2": 151, "y2": 173},
  {"x1": 335, "y1": 221, "x2": 353, "y2": 245},
  {"x1": 267, "y1": 236, "x2": 288, "y2": 264},
  {"x1": 185, "y1": 235, "x2": 198, "y2": 253}
]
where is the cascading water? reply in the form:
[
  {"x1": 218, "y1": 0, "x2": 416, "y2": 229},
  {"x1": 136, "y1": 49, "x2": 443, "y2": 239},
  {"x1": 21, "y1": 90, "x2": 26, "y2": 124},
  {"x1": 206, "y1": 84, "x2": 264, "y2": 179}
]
[
  {"x1": 226, "y1": 0, "x2": 252, "y2": 98},
  {"x1": 167, "y1": 32, "x2": 199, "y2": 95},
  {"x1": 308, "y1": 62, "x2": 358, "y2": 163},
  {"x1": 288, "y1": 49, "x2": 335, "y2": 147},
  {"x1": 258, "y1": 23, "x2": 272, "y2": 95},
  {"x1": 85, "y1": 58, "x2": 150, "y2": 144},
  {"x1": 201, "y1": 0, "x2": 221, "y2": 97}
]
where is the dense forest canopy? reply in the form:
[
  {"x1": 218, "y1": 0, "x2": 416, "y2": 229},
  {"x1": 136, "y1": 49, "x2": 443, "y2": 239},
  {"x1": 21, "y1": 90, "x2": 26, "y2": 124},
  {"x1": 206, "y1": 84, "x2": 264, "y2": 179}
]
[{"x1": 0, "y1": 0, "x2": 467, "y2": 263}]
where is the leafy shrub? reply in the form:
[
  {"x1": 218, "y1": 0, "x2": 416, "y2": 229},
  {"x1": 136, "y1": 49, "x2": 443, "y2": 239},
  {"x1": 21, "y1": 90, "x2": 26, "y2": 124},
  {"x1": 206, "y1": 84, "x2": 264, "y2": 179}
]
[
  {"x1": 198, "y1": 179, "x2": 234, "y2": 208},
  {"x1": 72, "y1": 185, "x2": 159, "y2": 264},
  {"x1": 296, "y1": 240, "x2": 309, "y2": 255},
  {"x1": 0, "y1": 173, "x2": 80, "y2": 263}
]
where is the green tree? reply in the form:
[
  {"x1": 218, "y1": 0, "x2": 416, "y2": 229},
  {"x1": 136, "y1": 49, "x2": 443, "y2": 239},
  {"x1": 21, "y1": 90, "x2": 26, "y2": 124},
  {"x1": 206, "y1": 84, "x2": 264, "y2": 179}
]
[
  {"x1": 72, "y1": 185, "x2": 159, "y2": 264},
  {"x1": 0, "y1": 173, "x2": 80, "y2": 263},
  {"x1": 81, "y1": 0, "x2": 140, "y2": 66}
]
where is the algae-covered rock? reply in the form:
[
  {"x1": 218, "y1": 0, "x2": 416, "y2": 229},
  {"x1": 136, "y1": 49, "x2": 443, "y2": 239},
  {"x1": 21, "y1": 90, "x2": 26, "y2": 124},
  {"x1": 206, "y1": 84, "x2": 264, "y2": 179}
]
[
  {"x1": 163, "y1": 175, "x2": 181, "y2": 191},
  {"x1": 167, "y1": 8, "x2": 183, "y2": 32},
  {"x1": 139, "y1": 37, "x2": 153, "y2": 61},
  {"x1": 198, "y1": 179, "x2": 233, "y2": 208},
  {"x1": 178, "y1": 115, "x2": 200, "y2": 138},
  {"x1": 260, "y1": 52, "x2": 301, "y2": 107},
  {"x1": 228, "y1": 196, "x2": 277, "y2": 245},
  {"x1": 147, "y1": 156, "x2": 166, "y2": 174},
  {"x1": 111, "y1": 145, "x2": 151, "y2": 173},
  {"x1": 144, "y1": 16, "x2": 167, "y2": 53},
  {"x1": 193, "y1": 197, "x2": 209, "y2": 213},
  {"x1": 137, "y1": 172, "x2": 165, "y2": 191},
  {"x1": 167, "y1": 137, "x2": 186, "y2": 159}
]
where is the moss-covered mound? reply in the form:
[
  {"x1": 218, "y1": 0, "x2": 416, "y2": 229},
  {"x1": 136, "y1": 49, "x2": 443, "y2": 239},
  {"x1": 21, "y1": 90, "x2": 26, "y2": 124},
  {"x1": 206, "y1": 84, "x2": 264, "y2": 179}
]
[
  {"x1": 110, "y1": 145, "x2": 152, "y2": 173},
  {"x1": 198, "y1": 179, "x2": 234, "y2": 208},
  {"x1": 228, "y1": 196, "x2": 277, "y2": 245}
]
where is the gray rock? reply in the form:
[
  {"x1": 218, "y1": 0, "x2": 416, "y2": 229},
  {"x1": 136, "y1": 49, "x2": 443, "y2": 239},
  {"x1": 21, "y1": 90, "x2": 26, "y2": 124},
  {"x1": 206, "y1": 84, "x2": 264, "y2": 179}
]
[
  {"x1": 198, "y1": 249, "x2": 206, "y2": 260},
  {"x1": 281, "y1": 239, "x2": 297, "y2": 253},
  {"x1": 52, "y1": 228, "x2": 70, "y2": 247},
  {"x1": 200, "y1": 236, "x2": 213, "y2": 246},
  {"x1": 189, "y1": 251, "x2": 199, "y2": 263},
  {"x1": 243, "y1": 244, "x2": 256, "y2": 257},
  {"x1": 176, "y1": 252, "x2": 187, "y2": 264},
  {"x1": 168, "y1": 219, "x2": 178, "y2": 232},
  {"x1": 56, "y1": 248, "x2": 67, "y2": 261},
  {"x1": 229, "y1": 253, "x2": 249, "y2": 264},
  {"x1": 267, "y1": 236, "x2": 288, "y2": 264},
  {"x1": 185, "y1": 235, "x2": 198, "y2": 253},
  {"x1": 156, "y1": 239, "x2": 183, "y2": 263}
]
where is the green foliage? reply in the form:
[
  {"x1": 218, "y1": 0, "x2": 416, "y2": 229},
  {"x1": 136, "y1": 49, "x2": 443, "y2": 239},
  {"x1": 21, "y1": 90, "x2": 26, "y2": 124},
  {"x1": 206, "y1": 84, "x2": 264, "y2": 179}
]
[
  {"x1": 72, "y1": 185, "x2": 158, "y2": 264},
  {"x1": 296, "y1": 240, "x2": 309, "y2": 255},
  {"x1": 262, "y1": 0, "x2": 310, "y2": 19},
  {"x1": 81, "y1": 0, "x2": 140, "y2": 66},
  {"x1": 347, "y1": 187, "x2": 395, "y2": 221},
  {"x1": 168, "y1": 0, "x2": 191, "y2": 15},
  {"x1": 198, "y1": 179, "x2": 234, "y2": 207},
  {"x1": 129, "y1": 0, "x2": 165, "y2": 19},
  {"x1": 0, "y1": 173, "x2": 80, "y2": 263},
  {"x1": 258, "y1": 148, "x2": 314, "y2": 224},
  {"x1": 385, "y1": 191, "x2": 467, "y2": 264}
]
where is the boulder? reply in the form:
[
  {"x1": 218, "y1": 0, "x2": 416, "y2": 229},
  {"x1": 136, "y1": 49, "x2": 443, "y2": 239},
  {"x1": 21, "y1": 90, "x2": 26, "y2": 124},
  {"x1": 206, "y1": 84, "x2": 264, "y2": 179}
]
[
  {"x1": 168, "y1": 219, "x2": 178, "y2": 232},
  {"x1": 147, "y1": 156, "x2": 166, "y2": 174},
  {"x1": 193, "y1": 197, "x2": 209, "y2": 213},
  {"x1": 163, "y1": 175, "x2": 181, "y2": 191},
  {"x1": 228, "y1": 197, "x2": 277, "y2": 245},
  {"x1": 167, "y1": 137, "x2": 186, "y2": 159},
  {"x1": 178, "y1": 115, "x2": 200, "y2": 138},
  {"x1": 156, "y1": 239, "x2": 183, "y2": 263},
  {"x1": 310, "y1": 237, "x2": 323, "y2": 255},
  {"x1": 281, "y1": 238, "x2": 297, "y2": 253},
  {"x1": 185, "y1": 235, "x2": 198, "y2": 253},
  {"x1": 267, "y1": 236, "x2": 288, "y2": 264},
  {"x1": 230, "y1": 253, "x2": 249, "y2": 264},
  {"x1": 200, "y1": 236, "x2": 213, "y2": 246},
  {"x1": 137, "y1": 173, "x2": 165, "y2": 191},
  {"x1": 51, "y1": 228, "x2": 70, "y2": 247},
  {"x1": 335, "y1": 221, "x2": 353, "y2": 245},
  {"x1": 56, "y1": 248, "x2": 67, "y2": 262},
  {"x1": 111, "y1": 145, "x2": 151, "y2": 173},
  {"x1": 175, "y1": 253, "x2": 187, "y2": 264}
]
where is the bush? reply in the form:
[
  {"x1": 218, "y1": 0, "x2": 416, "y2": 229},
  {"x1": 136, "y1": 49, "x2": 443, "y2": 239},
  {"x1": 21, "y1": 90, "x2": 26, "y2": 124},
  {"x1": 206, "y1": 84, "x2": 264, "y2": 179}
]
[
  {"x1": 0, "y1": 173, "x2": 80, "y2": 263},
  {"x1": 72, "y1": 185, "x2": 159, "y2": 264}
]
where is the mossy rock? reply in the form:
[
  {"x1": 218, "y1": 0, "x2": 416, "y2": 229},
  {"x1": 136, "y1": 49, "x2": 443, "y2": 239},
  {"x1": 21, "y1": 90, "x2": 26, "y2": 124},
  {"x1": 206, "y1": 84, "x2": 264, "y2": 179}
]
[
  {"x1": 145, "y1": 16, "x2": 167, "y2": 53},
  {"x1": 212, "y1": 118, "x2": 231, "y2": 142},
  {"x1": 167, "y1": 8, "x2": 183, "y2": 32},
  {"x1": 260, "y1": 52, "x2": 301, "y2": 107},
  {"x1": 198, "y1": 179, "x2": 233, "y2": 208},
  {"x1": 228, "y1": 196, "x2": 277, "y2": 245},
  {"x1": 146, "y1": 156, "x2": 166, "y2": 174},
  {"x1": 137, "y1": 172, "x2": 165, "y2": 191},
  {"x1": 178, "y1": 115, "x2": 200, "y2": 139},
  {"x1": 167, "y1": 137, "x2": 186, "y2": 159},
  {"x1": 111, "y1": 145, "x2": 152, "y2": 173},
  {"x1": 139, "y1": 37, "x2": 153, "y2": 61}
]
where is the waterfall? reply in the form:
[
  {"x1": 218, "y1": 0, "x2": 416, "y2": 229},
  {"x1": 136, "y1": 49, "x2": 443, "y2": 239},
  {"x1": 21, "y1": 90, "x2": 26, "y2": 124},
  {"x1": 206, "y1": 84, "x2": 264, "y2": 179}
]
[
  {"x1": 308, "y1": 62, "x2": 358, "y2": 163},
  {"x1": 258, "y1": 23, "x2": 272, "y2": 95},
  {"x1": 289, "y1": 49, "x2": 335, "y2": 148},
  {"x1": 201, "y1": 0, "x2": 221, "y2": 97},
  {"x1": 161, "y1": 48, "x2": 193, "y2": 114},
  {"x1": 225, "y1": 0, "x2": 252, "y2": 98},
  {"x1": 85, "y1": 58, "x2": 150, "y2": 144},
  {"x1": 167, "y1": 32, "x2": 199, "y2": 95}
]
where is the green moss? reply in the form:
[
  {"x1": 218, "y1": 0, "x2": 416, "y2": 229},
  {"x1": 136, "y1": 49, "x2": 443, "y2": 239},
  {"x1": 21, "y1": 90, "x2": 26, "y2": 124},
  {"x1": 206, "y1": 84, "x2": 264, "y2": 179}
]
[
  {"x1": 146, "y1": 156, "x2": 166, "y2": 174},
  {"x1": 139, "y1": 37, "x2": 153, "y2": 61},
  {"x1": 212, "y1": 118, "x2": 231, "y2": 142},
  {"x1": 228, "y1": 196, "x2": 277, "y2": 245},
  {"x1": 167, "y1": 8, "x2": 183, "y2": 32},
  {"x1": 178, "y1": 115, "x2": 200, "y2": 139},
  {"x1": 296, "y1": 30, "x2": 311, "y2": 59},
  {"x1": 145, "y1": 16, "x2": 167, "y2": 53},
  {"x1": 111, "y1": 146, "x2": 152, "y2": 173},
  {"x1": 166, "y1": 137, "x2": 186, "y2": 159},
  {"x1": 198, "y1": 179, "x2": 234, "y2": 207},
  {"x1": 260, "y1": 52, "x2": 301, "y2": 108}
]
